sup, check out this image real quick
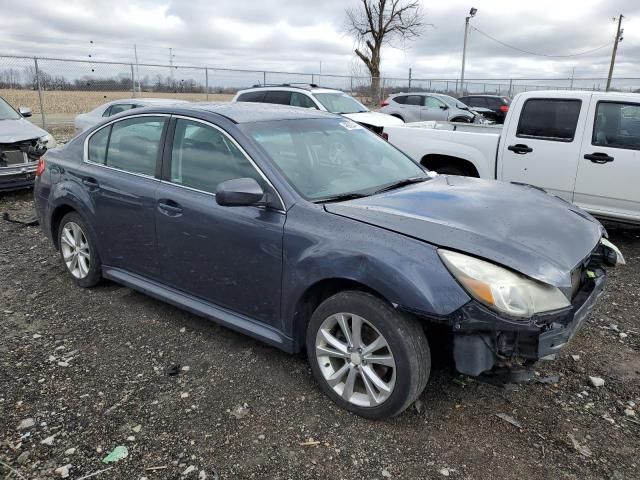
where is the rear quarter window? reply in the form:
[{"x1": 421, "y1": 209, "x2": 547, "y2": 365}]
[{"x1": 516, "y1": 98, "x2": 581, "y2": 142}]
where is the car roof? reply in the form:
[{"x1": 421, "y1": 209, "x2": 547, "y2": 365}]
[
  {"x1": 111, "y1": 98, "x2": 190, "y2": 105},
  {"x1": 238, "y1": 85, "x2": 342, "y2": 94},
  {"x1": 460, "y1": 94, "x2": 506, "y2": 98},
  {"x1": 179, "y1": 102, "x2": 338, "y2": 123}
]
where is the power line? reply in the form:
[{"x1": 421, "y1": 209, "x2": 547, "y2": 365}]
[{"x1": 469, "y1": 25, "x2": 613, "y2": 58}]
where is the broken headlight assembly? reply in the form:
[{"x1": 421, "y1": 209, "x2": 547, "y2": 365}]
[
  {"x1": 39, "y1": 133, "x2": 57, "y2": 149},
  {"x1": 600, "y1": 238, "x2": 625, "y2": 266},
  {"x1": 438, "y1": 249, "x2": 571, "y2": 318}
]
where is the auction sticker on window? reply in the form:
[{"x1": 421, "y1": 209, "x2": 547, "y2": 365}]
[{"x1": 339, "y1": 120, "x2": 363, "y2": 130}]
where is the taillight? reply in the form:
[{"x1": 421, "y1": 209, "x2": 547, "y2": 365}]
[
  {"x1": 35, "y1": 157, "x2": 46, "y2": 177},
  {"x1": 499, "y1": 105, "x2": 509, "y2": 113},
  {"x1": 380, "y1": 100, "x2": 389, "y2": 107}
]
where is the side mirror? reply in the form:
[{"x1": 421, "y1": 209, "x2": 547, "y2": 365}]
[
  {"x1": 440, "y1": 105, "x2": 449, "y2": 110},
  {"x1": 19, "y1": 106, "x2": 32, "y2": 117},
  {"x1": 216, "y1": 177, "x2": 265, "y2": 207}
]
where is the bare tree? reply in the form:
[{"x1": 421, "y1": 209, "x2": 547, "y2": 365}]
[{"x1": 346, "y1": 0, "x2": 424, "y2": 104}]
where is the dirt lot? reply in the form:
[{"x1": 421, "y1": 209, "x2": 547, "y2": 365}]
[{"x1": 0, "y1": 190, "x2": 639, "y2": 480}]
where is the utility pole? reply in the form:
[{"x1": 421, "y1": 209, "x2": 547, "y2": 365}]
[
  {"x1": 606, "y1": 14, "x2": 624, "y2": 92},
  {"x1": 133, "y1": 44, "x2": 141, "y2": 93},
  {"x1": 460, "y1": 7, "x2": 477, "y2": 96},
  {"x1": 169, "y1": 47, "x2": 174, "y2": 83},
  {"x1": 570, "y1": 66, "x2": 575, "y2": 89}
]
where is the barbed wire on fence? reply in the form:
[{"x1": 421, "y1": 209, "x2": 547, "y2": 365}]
[{"x1": 1, "y1": 54, "x2": 638, "y2": 130}]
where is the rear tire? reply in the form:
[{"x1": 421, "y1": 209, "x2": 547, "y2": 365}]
[
  {"x1": 306, "y1": 291, "x2": 430, "y2": 419},
  {"x1": 57, "y1": 212, "x2": 102, "y2": 288}
]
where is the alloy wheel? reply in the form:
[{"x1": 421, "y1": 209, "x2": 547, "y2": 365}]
[
  {"x1": 60, "y1": 222, "x2": 91, "y2": 279},
  {"x1": 315, "y1": 313, "x2": 396, "y2": 407}
]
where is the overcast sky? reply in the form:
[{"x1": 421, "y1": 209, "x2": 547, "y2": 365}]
[{"x1": 0, "y1": 0, "x2": 638, "y2": 81}]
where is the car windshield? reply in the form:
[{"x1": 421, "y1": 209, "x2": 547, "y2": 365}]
[
  {"x1": 242, "y1": 118, "x2": 428, "y2": 202},
  {"x1": 313, "y1": 93, "x2": 368, "y2": 114},
  {"x1": 0, "y1": 97, "x2": 21, "y2": 120},
  {"x1": 440, "y1": 95, "x2": 468, "y2": 109}
]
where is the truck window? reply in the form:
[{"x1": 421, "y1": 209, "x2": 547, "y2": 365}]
[
  {"x1": 592, "y1": 101, "x2": 640, "y2": 150},
  {"x1": 517, "y1": 99, "x2": 581, "y2": 142},
  {"x1": 237, "y1": 91, "x2": 266, "y2": 102}
]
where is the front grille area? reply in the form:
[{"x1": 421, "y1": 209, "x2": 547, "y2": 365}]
[
  {"x1": 570, "y1": 267, "x2": 583, "y2": 300},
  {"x1": 1, "y1": 150, "x2": 27, "y2": 167}
]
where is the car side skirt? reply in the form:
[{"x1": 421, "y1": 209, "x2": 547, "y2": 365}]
[{"x1": 102, "y1": 266, "x2": 296, "y2": 353}]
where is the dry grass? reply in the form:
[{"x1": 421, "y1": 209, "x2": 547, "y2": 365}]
[{"x1": 0, "y1": 89, "x2": 234, "y2": 115}]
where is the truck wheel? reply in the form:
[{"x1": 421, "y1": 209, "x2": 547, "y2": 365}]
[
  {"x1": 58, "y1": 212, "x2": 102, "y2": 288},
  {"x1": 306, "y1": 291, "x2": 430, "y2": 419}
]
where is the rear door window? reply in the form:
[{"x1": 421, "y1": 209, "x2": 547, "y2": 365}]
[
  {"x1": 237, "y1": 91, "x2": 266, "y2": 102},
  {"x1": 470, "y1": 97, "x2": 488, "y2": 107},
  {"x1": 517, "y1": 99, "x2": 581, "y2": 142},
  {"x1": 593, "y1": 101, "x2": 640, "y2": 150},
  {"x1": 393, "y1": 96, "x2": 407, "y2": 104},
  {"x1": 405, "y1": 95, "x2": 423, "y2": 106},
  {"x1": 264, "y1": 91, "x2": 292, "y2": 105},
  {"x1": 105, "y1": 117, "x2": 166, "y2": 176}
]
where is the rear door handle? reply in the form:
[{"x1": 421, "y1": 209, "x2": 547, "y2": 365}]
[
  {"x1": 82, "y1": 177, "x2": 99, "y2": 188},
  {"x1": 584, "y1": 152, "x2": 614, "y2": 164},
  {"x1": 157, "y1": 199, "x2": 183, "y2": 216},
  {"x1": 508, "y1": 144, "x2": 533, "y2": 154}
]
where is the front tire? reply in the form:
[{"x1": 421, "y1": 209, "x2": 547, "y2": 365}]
[
  {"x1": 306, "y1": 291, "x2": 430, "y2": 419},
  {"x1": 58, "y1": 212, "x2": 102, "y2": 288}
]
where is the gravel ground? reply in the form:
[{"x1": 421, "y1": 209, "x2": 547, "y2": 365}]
[{"x1": 1, "y1": 190, "x2": 639, "y2": 480}]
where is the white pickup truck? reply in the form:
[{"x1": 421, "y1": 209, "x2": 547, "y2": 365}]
[{"x1": 384, "y1": 90, "x2": 640, "y2": 224}]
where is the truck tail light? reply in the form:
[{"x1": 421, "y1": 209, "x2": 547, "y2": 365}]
[
  {"x1": 499, "y1": 105, "x2": 509, "y2": 113},
  {"x1": 380, "y1": 100, "x2": 389, "y2": 107},
  {"x1": 35, "y1": 157, "x2": 46, "y2": 177}
]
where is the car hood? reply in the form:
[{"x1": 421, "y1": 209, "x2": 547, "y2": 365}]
[
  {"x1": 0, "y1": 118, "x2": 48, "y2": 143},
  {"x1": 325, "y1": 175, "x2": 604, "y2": 289},
  {"x1": 343, "y1": 111, "x2": 404, "y2": 128}
]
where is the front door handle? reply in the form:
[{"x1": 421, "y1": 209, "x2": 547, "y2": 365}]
[
  {"x1": 584, "y1": 152, "x2": 614, "y2": 164},
  {"x1": 157, "y1": 199, "x2": 183, "y2": 216},
  {"x1": 508, "y1": 144, "x2": 533, "y2": 154}
]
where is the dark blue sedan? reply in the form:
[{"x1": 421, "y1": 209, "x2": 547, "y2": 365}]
[{"x1": 33, "y1": 103, "x2": 623, "y2": 418}]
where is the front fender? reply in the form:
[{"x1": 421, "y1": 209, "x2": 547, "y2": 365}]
[{"x1": 281, "y1": 204, "x2": 470, "y2": 339}]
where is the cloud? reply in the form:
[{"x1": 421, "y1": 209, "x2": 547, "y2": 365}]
[{"x1": 0, "y1": 0, "x2": 638, "y2": 83}]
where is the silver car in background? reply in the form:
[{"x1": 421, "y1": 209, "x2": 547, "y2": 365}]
[
  {"x1": 380, "y1": 92, "x2": 486, "y2": 123},
  {"x1": 74, "y1": 98, "x2": 190, "y2": 134}
]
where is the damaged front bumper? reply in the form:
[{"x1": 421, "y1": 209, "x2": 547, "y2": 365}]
[
  {"x1": 449, "y1": 270, "x2": 606, "y2": 376},
  {"x1": 0, "y1": 163, "x2": 38, "y2": 192}
]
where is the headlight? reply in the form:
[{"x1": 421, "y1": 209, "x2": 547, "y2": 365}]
[
  {"x1": 39, "y1": 133, "x2": 57, "y2": 149},
  {"x1": 601, "y1": 238, "x2": 625, "y2": 265},
  {"x1": 438, "y1": 249, "x2": 570, "y2": 317}
]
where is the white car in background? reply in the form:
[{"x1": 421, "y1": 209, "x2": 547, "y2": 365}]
[
  {"x1": 74, "y1": 98, "x2": 190, "y2": 134},
  {"x1": 232, "y1": 84, "x2": 403, "y2": 134}
]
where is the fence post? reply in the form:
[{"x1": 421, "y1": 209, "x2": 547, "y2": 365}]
[
  {"x1": 263, "y1": 71, "x2": 266, "y2": 86},
  {"x1": 508, "y1": 79, "x2": 513, "y2": 98},
  {"x1": 350, "y1": 76, "x2": 353, "y2": 93},
  {"x1": 130, "y1": 64, "x2": 135, "y2": 97},
  {"x1": 311, "y1": 74, "x2": 315, "y2": 85},
  {"x1": 205, "y1": 68, "x2": 209, "y2": 101},
  {"x1": 408, "y1": 68, "x2": 412, "y2": 92},
  {"x1": 33, "y1": 57, "x2": 46, "y2": 129}
]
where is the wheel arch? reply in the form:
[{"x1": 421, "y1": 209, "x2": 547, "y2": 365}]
[
  {"x1": 420, "y1": 153, "x2": 480, "y2": 177},
  {"x1": 290, "y1": 277, "x2": 390, "y2": 352}
]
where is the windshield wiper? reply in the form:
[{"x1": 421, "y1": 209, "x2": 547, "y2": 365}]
[
  {"x1": 371, "y1": 176, "x2": 428, "y2": 195},
  {"x1": 313, "y1": 192, "x2": 369, "y2": 203}
]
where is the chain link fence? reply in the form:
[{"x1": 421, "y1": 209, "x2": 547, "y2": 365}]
[{"x1": 2, "y1": 54, "x2": 639, "y2": 134}]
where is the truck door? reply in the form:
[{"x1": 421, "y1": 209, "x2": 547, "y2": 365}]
[
  {"x1": 498, "y1": 95, "x2": 588, "y2": 201},
  {"x1": 574, "y1": 95, "x2": 640, "y2": 222}
]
